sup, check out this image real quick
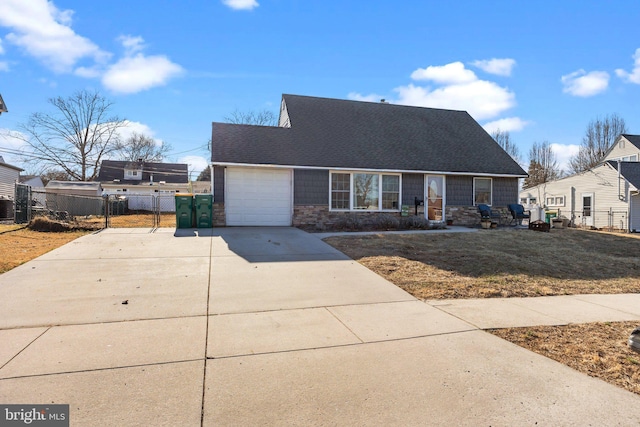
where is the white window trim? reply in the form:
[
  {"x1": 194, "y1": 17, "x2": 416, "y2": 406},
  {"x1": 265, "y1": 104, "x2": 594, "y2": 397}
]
[
  {"x1": 546, "y1": 196, "x2": 565, "y2": 207},
  {"x1": 329, "y1": 171, "x2": 402, "y2": 212},
  {"x1": 473, "y1": 177, "x2": 493, "y2": 206}
]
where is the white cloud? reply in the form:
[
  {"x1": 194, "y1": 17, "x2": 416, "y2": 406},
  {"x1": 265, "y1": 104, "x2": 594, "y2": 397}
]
[
  {"x1": 0, "y1": 0, "x2": 109, "y2": 73},
  {"x1": 482, "y1": 117, "x2": 530, "y2": 134},
  {"x1": 0, "y1": 37, "x2": 4, "y2": 54},
  {"x1": 0, "y1": 62, "x2": 8, "y2": 72},
  {"x1": 561, "y1": 69, "x2": 609, "y2": 97},
  {"x1": 222, "y1": 0, "x2": 259, "y2": 10},
  {"x1": 410, "y1": 61, "x2": 477, "y2": 85},
  {"x1": 551, "y1": 143, "x2": 580, "y2": 172},
  {"x1": 394, "y1": 79, "x2": 515, "y2": 121},
  {"x1": 116, "y1": 121, "x2": 158, "y2": 142},
  {"x1": 471, "y1": 58, "x2": 516, "y2": 76},
  {"x1": 118, "y1": 35, "x2": 145, "y2": 56},
  {"x1": 0, "y1": 128, "x2": 29, "y2": 166},
  {"x1": 347, "y1": 92, "x2": 386, "y2": 103},
  {"x1": 101, "y1": 36, "x2": 184, "y2": 94},
  {"x1": 350, "y1": 60, "x2": 519, "y2": 122},
  {"x1": 179, "y1": 155, "x2": 209, "y2": 180},
  {"x1": 615, "y1": 48, "x2": 640, "y2": 84}
]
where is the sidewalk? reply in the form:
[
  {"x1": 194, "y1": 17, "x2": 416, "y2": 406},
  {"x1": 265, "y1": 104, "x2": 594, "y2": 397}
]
[{"x1": 0, "y1": 227, "x2": 639, "y2": 426}]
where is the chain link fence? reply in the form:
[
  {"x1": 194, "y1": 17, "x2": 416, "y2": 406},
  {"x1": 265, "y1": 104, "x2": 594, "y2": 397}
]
[{"x1": 14, "y1": 183, "x2": 177, "y2": 229}]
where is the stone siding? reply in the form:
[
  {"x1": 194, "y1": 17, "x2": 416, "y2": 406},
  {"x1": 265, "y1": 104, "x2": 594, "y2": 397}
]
[{"x1": 213, "y1": 202, "x2": 226, "y2": 227}]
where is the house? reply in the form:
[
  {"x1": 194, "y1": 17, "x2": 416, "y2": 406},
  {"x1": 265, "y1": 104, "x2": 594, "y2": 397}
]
[
  {"x1": 519, "y1": 134, "x2": 640, "y2": 231},
  {"x1": 97, "y1": 160, "x2": 190, "y2": 212},
  {"x1": 0, "y1": 155, "x2": 23, "y2": 220},
  {"x1": 19, "y1": 175, "x2": 45, "y2": 188},
  {"x1": 210, "y1": 94, "x2": 527, "y2": 227}
]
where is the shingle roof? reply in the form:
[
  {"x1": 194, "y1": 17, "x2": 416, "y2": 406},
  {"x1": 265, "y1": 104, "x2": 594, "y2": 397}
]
[
  {"x1": 621, "y1": 134, "x2": 640, "y2": 149},
  {"x1": 607, "y1": 160, "x2": 640, "y2": 189},
  {"x1": 211, "y1": 94, "x2": 527, "y2": 176},
  {"x1": 97, "y1": 160, "x2": 189, "y2": 184}
]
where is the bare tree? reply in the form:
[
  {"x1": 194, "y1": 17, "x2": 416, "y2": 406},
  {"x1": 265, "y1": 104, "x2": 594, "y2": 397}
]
[
  {"x1": 197, "y1": 167, "x2": 211, "y2": 181},
  {"x1": 491, "y1": 129, "x2": 521, "y2": 163},
  {"x1": 16, "y1": 90, "x2": 126, "y2": 181},
  {"x1": 568, "y1": 114, "x2": 627, "y2": 173},
  {"x1": 40, "y1": 169, "x2": 72, "y2": 186},
  {"x1": 224, "y1": 109, "x2": 277, "y2": 126},
  {"x1": 523, "y1": 141, "x2": 562, "y2": 189},
  {"x1": 114, "y1": 132, "x2": 171, "y2": 162}
]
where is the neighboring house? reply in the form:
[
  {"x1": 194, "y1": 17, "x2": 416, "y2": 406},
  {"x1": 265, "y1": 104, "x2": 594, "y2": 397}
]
[
  {"x1": 210, "y1": 94, "x2": 527, "y2": 227},
  {"x1": 0, "y1": 155, "x2": 23, "y2": 220},
  {"x1": 520, "y1": 134, "x2": 640, "y2": 231},
  {"x1": 97, "y1": 160, "x2": 189, "y2": 212},
  {"x1": 45, "y1": 181, "x2": 103, "y2": 217},
  {"x1": 19, "y1": 175, "x2": 45, "y2": 188}
]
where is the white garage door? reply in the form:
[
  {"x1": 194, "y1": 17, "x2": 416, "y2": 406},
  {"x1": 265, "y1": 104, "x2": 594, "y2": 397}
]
[{"x1": 226, "y1": 167, "x2": 293, "y2": 226}]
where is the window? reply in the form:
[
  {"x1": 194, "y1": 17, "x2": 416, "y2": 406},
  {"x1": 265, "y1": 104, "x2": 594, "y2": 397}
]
[
  {"x1": 354, "y1": 173, "x2": 379, "y2": 210},
  {"x1": 331, "y1": 173, "x2": 350, "y2": 210},
  {"x1": 621, "y1": 155, "x2": 638, "y2": 162},
  {"x1": 330, "y1": 172, "x2": 401, "y2": 211},
  {"x1": 125, "y1": 169, "x2": 142, "y2": 180},
  {"x1": 382, "y1": 175, "x2": 400, "y2": 210},
  {"x1": 546, "y1": 196, "x2": 565, "y2": 207},
  {"x1": 473, "y1": 178, "x2": 492, "y2": 205}
]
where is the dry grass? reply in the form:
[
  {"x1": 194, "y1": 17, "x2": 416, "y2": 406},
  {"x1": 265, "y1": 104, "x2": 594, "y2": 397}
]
[
  {"x1": 491, "y1": 322, "x2": 640, "y2": 396},
  {"x1": 324, "y1": 228, "x2": 640, "y2": 299},
  {"x1": 325, "y1": 227, "x2": 640, "y2": 396},
  {"x1": 0, "y1": 224, "x2": 90, "y2": 273}
]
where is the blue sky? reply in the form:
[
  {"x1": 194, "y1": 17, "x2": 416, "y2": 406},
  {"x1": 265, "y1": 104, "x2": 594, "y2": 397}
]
[{"x1": 1, "y1": 0, "x2": 640, "y2": 178}]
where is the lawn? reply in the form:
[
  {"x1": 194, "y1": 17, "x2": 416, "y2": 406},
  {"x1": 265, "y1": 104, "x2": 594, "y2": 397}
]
[
  {"x1": 0, "y1": 224, "x2": 90, "y2": 273},
  {"x1": 324, "y1": 228, "x2": 640, "y2": 299},
  {"x1": 324, "y1": 227, "x2": 640, "y2": 396}
]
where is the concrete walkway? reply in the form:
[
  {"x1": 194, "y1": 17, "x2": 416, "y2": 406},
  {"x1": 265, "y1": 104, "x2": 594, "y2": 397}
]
[{"x1": 0, "y1": 227, "x2": 639, "y2": 426}]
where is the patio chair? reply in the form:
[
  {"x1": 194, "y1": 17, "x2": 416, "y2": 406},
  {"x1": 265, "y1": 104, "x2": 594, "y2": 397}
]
[
  {"x1": 508, "y1": 203, "x2": 530, "y2": 226},
  {"x1": 477, "y1": 204, "x2": 501, "y2": 223}
]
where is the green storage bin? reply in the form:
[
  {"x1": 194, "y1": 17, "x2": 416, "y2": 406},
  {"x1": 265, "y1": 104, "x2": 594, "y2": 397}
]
[
  {"x1": 175, "y1": 194, "x2": 194, "y2": 229},
  {"x1": 194, "y1": 194, "x2": 213, "y2": 228},
  {"x1": 545, "y1": 211, "x2": 557, "y2": 224}
]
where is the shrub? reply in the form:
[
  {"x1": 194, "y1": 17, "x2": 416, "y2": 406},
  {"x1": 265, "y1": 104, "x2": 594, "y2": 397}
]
[{"x1": 373, "y1": 214, "x2": 400, "y2": 230}]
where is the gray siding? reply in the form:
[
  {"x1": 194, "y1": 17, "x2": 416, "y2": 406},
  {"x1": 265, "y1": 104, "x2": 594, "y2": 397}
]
[
  {"x1": 493, "y1": 178, "x2": 519, "y2": 206},
  {"x1": 446, "y1": 176, "x2": 473, "y2": 206},
  {"x1": 294, "y1": 169, "x2": 329, "y2": 205},
  {"x1": 213, "y1": 166, "x2": 225, "y2": 203},
  {"x1": 402, "y1": 173, "x2": 424, "y2": 206}
]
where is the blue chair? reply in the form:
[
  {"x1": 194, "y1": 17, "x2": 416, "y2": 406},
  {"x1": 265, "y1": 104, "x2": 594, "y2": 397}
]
[
  {"x1": 477, "y1": 204, "x2": 501, "y2": 223},
  {"x1": 508, "y1": 204, "x2": 530, "y2": 226}
]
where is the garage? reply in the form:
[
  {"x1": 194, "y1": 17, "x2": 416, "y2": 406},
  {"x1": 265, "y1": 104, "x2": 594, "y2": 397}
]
[{"x1": 225, "y1": 167, "x2": 293, "y2": 226}]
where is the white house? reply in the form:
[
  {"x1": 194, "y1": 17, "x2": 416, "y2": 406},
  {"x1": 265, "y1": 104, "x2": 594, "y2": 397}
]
[
  {"x1": 520, "y1": 134, "x2": 640, "y2": 231},
  {"x1": 0, "y1": 156, "x2": 23, "y2": 220}
]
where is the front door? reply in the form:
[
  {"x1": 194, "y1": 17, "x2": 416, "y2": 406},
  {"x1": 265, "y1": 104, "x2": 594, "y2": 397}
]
[
  {"x1": 426, "y1": 175, "x2": 445, "y2": 221},
  {"x1": 582, "y1": 193, "x2": 594, "y2": 227}
]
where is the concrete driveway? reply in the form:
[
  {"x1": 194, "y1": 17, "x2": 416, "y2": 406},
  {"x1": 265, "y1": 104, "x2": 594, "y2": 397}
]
[{"x1": 0, "y1": 227, "x2": 639, "y2": 426}]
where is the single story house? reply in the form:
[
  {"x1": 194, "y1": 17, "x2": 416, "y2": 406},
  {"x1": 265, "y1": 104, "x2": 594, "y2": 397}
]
[
  {"x1": 520, "y1": 134, "x2": 640, "y2": 231},
  {"x1": 0, "y1": 155, "x2": 23, "y2": 220},
  {"x1": 98, "y1": 160, "x2": 190, "y2": 212},
  {"x1": 210, "y1": 94, "x2": 526, "y2": 228},
  {"x1": 45, "y1": 180, "x2": 103, "y2": 217}
]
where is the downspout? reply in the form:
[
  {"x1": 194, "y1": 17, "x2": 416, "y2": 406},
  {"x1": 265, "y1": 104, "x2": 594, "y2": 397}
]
[
  {"x1": 618, "y1": 159, "x2": 623, "y2": 201},
  {"x1": 210, "y1": 164, "x2": 214, "y2": 198}
]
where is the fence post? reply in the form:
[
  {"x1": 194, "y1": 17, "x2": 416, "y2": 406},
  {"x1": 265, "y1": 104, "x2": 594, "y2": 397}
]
[{"x1": 103, "y1": 194, "x2": 109, "y2": 228}]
